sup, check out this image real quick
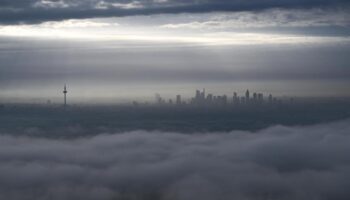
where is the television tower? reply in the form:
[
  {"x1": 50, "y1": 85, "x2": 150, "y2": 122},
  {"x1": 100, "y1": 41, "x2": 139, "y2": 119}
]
[{"x1": 63, "y1": 84, "x2": 68, "y2": 106}]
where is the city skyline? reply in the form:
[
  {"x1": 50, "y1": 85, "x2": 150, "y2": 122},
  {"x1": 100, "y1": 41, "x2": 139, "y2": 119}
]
[
  {"x1": 3, "y1": 84, "x2": 344, "y2": 106},
  {"x1": 1, "y1": 1, "x2": 350, "y2": 200},
  {"x1": 1, "y1": 1, "x2": 350, "y2": 102},
  {"x1": 153, "y1": 88, "x2": 285, "y2": 106},
  {"x1": 1, "y1": 84, "x2": 298, "y2": 106}
]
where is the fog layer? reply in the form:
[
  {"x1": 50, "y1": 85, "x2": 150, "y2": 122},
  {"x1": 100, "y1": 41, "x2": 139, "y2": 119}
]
[{"x1": 1, "y1": 119, "x2": 350, "y2": 200}]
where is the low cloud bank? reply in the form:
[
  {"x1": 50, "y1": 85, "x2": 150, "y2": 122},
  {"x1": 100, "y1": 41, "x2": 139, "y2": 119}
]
[
  {"x1": 0, "y1": 119, "x2": 350, "y2": 200},
  {"x1": 0, "y1": 0, "x2": 349, "y2": 24}
]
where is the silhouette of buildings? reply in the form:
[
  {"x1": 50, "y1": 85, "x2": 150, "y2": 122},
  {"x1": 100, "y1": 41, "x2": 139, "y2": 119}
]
[
  {"x1": 193, "y1": 89, "x2": 206, "y2": 105},
  {"x1": 155, "y1": 93, "x2": 165, "y2": 104},
  {"x1": 207, "y1": 93, "x2": 213, "y2": 103},
  {"x1": 245, "y1": 90, "x2": 250, "y2": 104},
  {"x1": 253, "y1": 92, "x2": 257, "y2": 104},
  {"x1": 138, "y1": 88, "x2": 287, "y2": 108},
  {"x1": 268, "y1": 94, "x2": 273, "y2": 104},
  {"x1": 233, "y1": 92, "x2": 239, "y2": 105},
  {"x1": 258, "y1": 93, "x2": 263, "y2": 104},
  {"x1": 176, "y1": 95, "x2": 182, "y2": 105}
]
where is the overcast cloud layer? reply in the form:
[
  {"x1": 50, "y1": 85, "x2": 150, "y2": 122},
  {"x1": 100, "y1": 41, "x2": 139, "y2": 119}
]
[
  {"x1": 0, "y1": 119, "x2": 350, "y2": 200},
  {"x1": 0, "y1": 0, "x2": 349, "y2": 24}
]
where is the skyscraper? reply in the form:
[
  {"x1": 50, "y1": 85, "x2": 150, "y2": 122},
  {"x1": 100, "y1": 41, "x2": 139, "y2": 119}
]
[
  {"x1": 176, "y1": 95, "x2": 181, "y2": 105},
  {"x1": 245, "y1": 90, "x2": 250, "y2": 104},
  {"x1": 207, "y1": 93, "x2": 213, "y2": 104},
  {"x1": 222, "y1": 95, "x2": 228, "y2": 105},
  {"x1": 268, "y1": 94, "x2": 273, "y2": 104},
  {"x1": 253, "y1": 92, "x2": 257, "y2": 103},
  {"x1": 233, "y1": 92, "x2": 238, "y2": 104},
  {"x1": 195, "y1": 90, "x2": 200, "y2": 103},
  {"x1": 241, "y1": 96, "x2": 246, "y2": 104},
  {"x1": 155, "y1": 93, "x2": 162, "y2": 104},
  {"x1": 258, "y1": 93, "x2": 264, "y2": 104},
  {"x1": 201, "y1": 88, "x2": 205, "y2": 100}
]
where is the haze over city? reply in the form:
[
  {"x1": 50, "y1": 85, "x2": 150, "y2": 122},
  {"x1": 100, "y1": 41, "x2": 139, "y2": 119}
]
[
  {"x1": 0, "y1": 0, "x2": 350, "y2": 200},
  {"x1": 1, "y1": 0, "x2": 350, "y2": 103}
]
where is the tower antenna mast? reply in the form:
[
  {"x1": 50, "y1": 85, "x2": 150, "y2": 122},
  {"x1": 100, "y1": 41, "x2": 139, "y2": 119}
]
[{"x1": 63, "y1": 84, "x2": 68, "y2": 107}]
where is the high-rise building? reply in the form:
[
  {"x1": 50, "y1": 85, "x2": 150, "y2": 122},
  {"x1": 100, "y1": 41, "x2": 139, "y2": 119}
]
[
  {"x1": 155, "y1": 93, "x2": 162, "y2": 104},
  {"x1": 245, "y1": 90, "x2": 250, "y2": 104},
  {"x1": 176, "y1": 95, "x2": 181, "y2": 105},
  {"x1": 207, "y1": 94, "x2": 213, "y2": 104},
  {"x1": 222, "y1": 95, "x2": 228, "y2": 105},
  {"x1": 195, "y1": 90, "x2": 200, "y2": 103},
  {"x1": 241, "y1": 96, "x2": 246, "y2": 104},
  {"x1": 201, "y1": 88, "x2": 205, "y2": 100},
  {"x1": 194, "y1": 89, "x2": 206, "y2": 105},
  {"x1": 233, "y1": 92, "x2": 238, "y2": 104},
  {"x1": 258, "y1": 93, "x2": 264, "y2": 104},
  {"x1": 268, "y1": 94, "x2": 273, "y2": 104},
  {"x1": 253, "y1": 92, "x2": 257, "y2": 103}
]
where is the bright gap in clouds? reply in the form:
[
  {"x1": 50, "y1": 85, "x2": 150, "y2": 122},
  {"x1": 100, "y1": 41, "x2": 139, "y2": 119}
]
[
  {"x1": 0, "y1": 22, "x2": 347, "y2": 45},
  {"x1": 0, "y1": 10, "x2": 349, "y2": 45}
]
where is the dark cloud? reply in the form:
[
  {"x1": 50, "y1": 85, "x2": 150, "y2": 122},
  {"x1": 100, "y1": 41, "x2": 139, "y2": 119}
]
[
  {"x1": 0, "y1": 119, "x2": 350, "y2": 199},
  {"x1": 0, "y1": 0, "x2": 349, "y2": 24}
]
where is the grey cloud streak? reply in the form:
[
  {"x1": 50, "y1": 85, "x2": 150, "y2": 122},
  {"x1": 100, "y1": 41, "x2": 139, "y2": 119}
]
[
  {"x1": 1, "y1": 39, "x2": 349, "y2": 83},
  {"x1": 0, "y1": 119, "x2": 350, "y2": 199},
  {"x1": 0, "y1": 0, "x2": 349, "y2": 24}
]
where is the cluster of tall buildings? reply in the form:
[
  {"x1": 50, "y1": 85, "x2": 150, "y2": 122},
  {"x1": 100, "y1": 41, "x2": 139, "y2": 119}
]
[
  {"x1": 59, "y1": 85, "x2": 283, "y2": 107},
  {"x1": 154, "y1": 89, "x2": 283, "y2": 106},
  {"x1": 233, "y1": 90, "x2": 266, "y2": 105}
]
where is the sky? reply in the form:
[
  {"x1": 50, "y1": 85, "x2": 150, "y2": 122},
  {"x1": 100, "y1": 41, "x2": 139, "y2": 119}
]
[{"x1": 0, "y1": 0, "x2": 350, "y2": 103}]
